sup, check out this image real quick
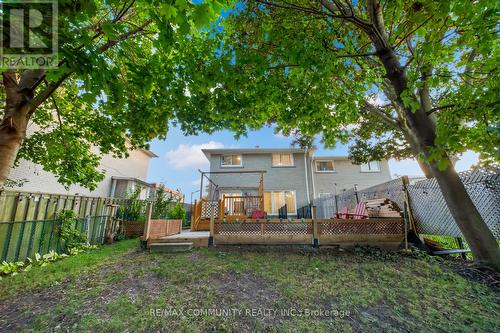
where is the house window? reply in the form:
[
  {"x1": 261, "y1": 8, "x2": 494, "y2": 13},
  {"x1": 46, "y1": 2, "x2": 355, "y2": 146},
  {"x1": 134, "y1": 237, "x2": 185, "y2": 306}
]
[
  {"x1": 263, "y1": 191, "x2": 297, "y2": 214},
  {"x1": 221, "y1": 154, "x2": 242, "y2": 167},
  {"x1": 318, "y1": 193, "x2": 332, "y2": 199},
  {"x1": 315, "y1": 160, "x2": 335, "y2": 172},
  {"x1": 272, "y1": 153, "x2": 293, "y2": 166},
  {"x1": 360, "y1": 161, "x2": 381, "y2": 172}
]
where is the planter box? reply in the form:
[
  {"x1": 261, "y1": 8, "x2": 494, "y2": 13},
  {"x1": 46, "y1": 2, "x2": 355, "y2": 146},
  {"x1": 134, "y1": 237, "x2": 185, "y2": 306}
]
[
  {"x1": 123, "y1": 221, "x2": 145, "y2": 237},
  {"x1": 149, "y1": 219, "x2": 182, "y2": 239}
]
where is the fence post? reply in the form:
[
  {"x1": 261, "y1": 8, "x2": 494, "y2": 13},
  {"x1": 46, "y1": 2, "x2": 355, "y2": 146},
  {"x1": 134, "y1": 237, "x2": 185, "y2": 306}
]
[
  {"x1": 219, "y1": 197, "x2": 225, "y2": 220},
  {"x1": 141, "y1": 202, "x2": 153, "y2": 249},
  {"x1": 401, "y1": 176, "x2": 416, "y2": 232},
  {"x1": 456, "y1": 237, "x2": 467, "y2": 260},
  {"x1": 334, "y1": 194, "x2": 338, "y2": 214},
  {"x1": 209, "y1": 205, "x2": 215, "y2": 247},
  {"x1": 312, "y1": 218, "x2": 319, "y2": 248},
  {"x1": 104, "y1": 204, "x2": 118, "y2": 244},
  {"x1": 354, "y1": 184, "x2": 359, "y2": 204}
]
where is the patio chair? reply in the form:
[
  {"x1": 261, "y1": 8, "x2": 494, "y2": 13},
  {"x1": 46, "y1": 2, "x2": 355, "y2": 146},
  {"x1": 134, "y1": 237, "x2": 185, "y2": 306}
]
[
  {"x1": 336, "y1": 203, "x2": 368, "y2": 219},
  {"x1": 251, "y1": 210, "x2": 266, "y2": 219},
  {"x1": 351, "y1": 202, "x2": 368, "y2": 219},
  {"x1": 336, "y1": 207, "x2": 349, "y2": 219}
]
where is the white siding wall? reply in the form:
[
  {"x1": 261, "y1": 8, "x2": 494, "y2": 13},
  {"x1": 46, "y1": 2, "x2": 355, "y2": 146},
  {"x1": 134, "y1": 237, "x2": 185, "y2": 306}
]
[
  {"x1": 312, "y1": 159, "x2": 392, "y2": 197},
  {"x1": 8, "y1": 149, "x2": 152, "y2": 197}
]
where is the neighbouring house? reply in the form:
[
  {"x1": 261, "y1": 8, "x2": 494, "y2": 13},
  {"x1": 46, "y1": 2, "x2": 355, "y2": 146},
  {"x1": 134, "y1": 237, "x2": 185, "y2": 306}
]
[
  {"x1": 200, "y1": 148, "x2": 391, "y2": 217},
  {"x1": 8, "y1": 144, "x2": 183, "y2": 201}
]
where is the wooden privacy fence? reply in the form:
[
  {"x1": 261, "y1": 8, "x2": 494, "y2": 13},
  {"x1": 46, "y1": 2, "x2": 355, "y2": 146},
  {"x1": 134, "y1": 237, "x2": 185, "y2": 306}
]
[
  {"x1": 0, "y1": 215, "x2": 107, "y2": 262},
  {"x1": 0, "y1": 190, "x2": 151, "y2": 262},
  {"x1": 213, "y1": 218, "x2": 404, "y2": 245},
  {"x1": 0, "y1": 190, "x2": 133, "y2": 223}
]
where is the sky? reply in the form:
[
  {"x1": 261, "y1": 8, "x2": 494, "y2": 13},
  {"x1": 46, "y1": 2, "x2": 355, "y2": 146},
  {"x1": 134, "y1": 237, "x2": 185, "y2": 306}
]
[{"x1": 146, "y1": 126, "x2": 479, "y2": 201}]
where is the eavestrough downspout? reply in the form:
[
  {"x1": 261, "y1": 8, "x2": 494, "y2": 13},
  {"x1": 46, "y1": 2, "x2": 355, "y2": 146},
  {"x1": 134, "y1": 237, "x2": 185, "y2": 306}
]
[
  {"x1": 311, "y1": 158, "x2": 316, "y2": 200},
  {"x1": 304, "y1": 149, "x2": 310, "y2": 204}
]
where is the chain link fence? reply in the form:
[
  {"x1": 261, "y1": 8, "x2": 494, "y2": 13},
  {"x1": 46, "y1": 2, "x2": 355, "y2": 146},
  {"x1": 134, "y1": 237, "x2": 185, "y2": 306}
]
[
  {"x1": 409, "y1": 166, "x2": 499, "y2": 238},
  {"x1": 313, "y1": 166, "x2": 499, "y2": 240}
]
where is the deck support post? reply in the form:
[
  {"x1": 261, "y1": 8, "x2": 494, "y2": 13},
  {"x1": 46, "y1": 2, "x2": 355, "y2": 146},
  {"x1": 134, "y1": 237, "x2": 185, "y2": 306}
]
[
  {"x1": 208, "y1": 205, "x2": 215, "y2": 247},
  {"x1": 141, "y1": 202, "x2": 153, "y2": 249},
  {"x1": 312, "y1": 218, "x2": 319, "y2": 248}
]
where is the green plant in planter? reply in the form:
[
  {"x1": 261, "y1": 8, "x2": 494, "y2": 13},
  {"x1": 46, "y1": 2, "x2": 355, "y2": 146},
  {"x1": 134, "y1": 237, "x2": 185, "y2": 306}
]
[
  {"x1": 56, "y1": 210, "x2": 88, "y2": 251},
  {"x1": 152, "y1": 185, "x2": 175, "y2": 219},
  {"x1": 118, "y1": 189, "x2": 147, "y2": 222},
  {"x1": 167, "y1": 203, "x2": 186, "y2": 220}
]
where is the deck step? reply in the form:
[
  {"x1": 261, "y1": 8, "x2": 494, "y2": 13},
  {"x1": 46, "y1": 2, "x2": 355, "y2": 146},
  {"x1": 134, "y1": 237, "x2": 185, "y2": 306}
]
[{"x1": 149, "y1": 242, "x2": 193, "y2": 252}]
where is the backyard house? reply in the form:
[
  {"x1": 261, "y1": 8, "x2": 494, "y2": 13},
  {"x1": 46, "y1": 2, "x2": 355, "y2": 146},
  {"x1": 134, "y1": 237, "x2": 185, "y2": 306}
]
[
  {"x1": 198, "y1": 148, "x2": 392, "y2": 220},
  {"x1": 8, "y1": 137, "x2": 182, "y2": 201}
]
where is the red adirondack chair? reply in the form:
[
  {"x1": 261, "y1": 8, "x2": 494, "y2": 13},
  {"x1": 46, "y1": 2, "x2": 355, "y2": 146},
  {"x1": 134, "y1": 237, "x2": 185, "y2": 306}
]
[
  {"x1": 351, "y1": 202, "x2": 368, "y2": 219},
  {"x1": 251, "y1": 209, "x2": 266, "y2": 219},
  {"x1": 336, "y1": 207, "x2": 349, "y2": 219},
  {"x1": 336, "y1": 203, "x2": 368, "y2": 219}
]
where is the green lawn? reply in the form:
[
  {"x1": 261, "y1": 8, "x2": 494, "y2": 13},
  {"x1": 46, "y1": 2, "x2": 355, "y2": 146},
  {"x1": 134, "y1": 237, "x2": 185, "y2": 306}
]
[{"x1": 0, "y1": 239, "x2": 498, "y2": 332}]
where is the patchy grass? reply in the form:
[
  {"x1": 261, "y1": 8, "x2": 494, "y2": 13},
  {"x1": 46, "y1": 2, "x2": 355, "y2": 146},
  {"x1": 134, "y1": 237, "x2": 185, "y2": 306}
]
[{"x1": 0, "y1": 240, "x2": 499, "y2": 332}]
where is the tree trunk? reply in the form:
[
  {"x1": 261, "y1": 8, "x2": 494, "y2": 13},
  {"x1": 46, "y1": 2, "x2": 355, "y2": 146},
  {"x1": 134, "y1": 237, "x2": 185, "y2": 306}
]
[
  {"x1": 402, "y1": 129, "x2": 434, "y2": 178},
  {"x1": 0, "y1": 70, "x2": 42, "y2": 188},
  {"x1": 0, "y1": 104, "x2": 31, "y2": 188},
  {"x1": 368, "y1": 30, "x2": 500, "y2": 270}
]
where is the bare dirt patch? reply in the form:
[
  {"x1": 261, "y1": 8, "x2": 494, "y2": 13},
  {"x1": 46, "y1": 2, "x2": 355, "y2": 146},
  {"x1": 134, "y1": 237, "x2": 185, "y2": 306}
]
[
  {"x1": 207, "y1": 271, "x2": 283, "y2": 331},
  {"x1": 0, "y1": 249, "x2": 164, "y2": 332}
]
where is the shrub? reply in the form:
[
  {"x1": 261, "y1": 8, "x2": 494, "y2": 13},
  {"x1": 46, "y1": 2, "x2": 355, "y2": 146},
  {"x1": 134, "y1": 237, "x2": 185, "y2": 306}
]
[
  {"x1": 56, "y1": 210, "x2": 88, "y2": 250},
  {"x1": 152, "y1": 185, "x2": 175, "y2": 219},
  {"x1": 117, "y1": 189, "x2": 147, "y2": 221},
  {"x1": 167, "y1": 203, "x2": 186, "y2": 220}
]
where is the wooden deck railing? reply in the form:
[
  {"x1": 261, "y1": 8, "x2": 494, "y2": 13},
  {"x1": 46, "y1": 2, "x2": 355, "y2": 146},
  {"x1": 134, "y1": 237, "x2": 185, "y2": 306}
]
[
  {"x1": 221, "y1": 195, "x2": 263, "y2": 218},
  {"x1": 191, "y1": 195, "x2": 265, "y2": 230},
  {"x1": 212, "y1": 218, "x2": 405, "y2": 245}
]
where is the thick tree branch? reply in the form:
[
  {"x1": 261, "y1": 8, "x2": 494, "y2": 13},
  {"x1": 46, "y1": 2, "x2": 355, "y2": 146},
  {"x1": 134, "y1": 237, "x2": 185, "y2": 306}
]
[
  {"x1": 394, "y1": 15, "x2": 434, "y2": 48},
  {"x1": 361, "y1": 101, "x2": 400, "y2": 129},
  {"x1": 367, "y1": 0, "x2": 387, "y2": 39},
  {"x1": 426, "y1": 104, "x2": 455, "y2": 115},
  {"x1": 30, "y1": 19, "x2": 153, "y2": 110},
  {"x1": 98, "y1": 19, "x2": 152, "y2": 52}
]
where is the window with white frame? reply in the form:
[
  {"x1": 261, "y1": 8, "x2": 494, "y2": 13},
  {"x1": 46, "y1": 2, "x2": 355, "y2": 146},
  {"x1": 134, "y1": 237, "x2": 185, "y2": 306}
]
[
  {"x1": 263, "y1": 191, "x2": 296, "y2": 214},
  {"x1": 360, "y1": 161, "x2": 381, "y2": 172},
  {"x1": 221, "y1": 154, "x2": 242, "y2": 167},
  {"x1": 315, "y1": 160, "x2": 335, "y2": 172},
  {"x1": 272, "y1": 153, "x2": 294, "y2": 166}
]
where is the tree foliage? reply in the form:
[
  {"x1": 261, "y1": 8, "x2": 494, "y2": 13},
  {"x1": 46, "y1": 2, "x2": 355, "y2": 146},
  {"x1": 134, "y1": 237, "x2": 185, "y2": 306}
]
[
  {"x1": 1, "y1": 0, "x2": 229, "y2": 189},
  {"x1": 167, "y1": 0, "x2": 499, "y2": 169}
]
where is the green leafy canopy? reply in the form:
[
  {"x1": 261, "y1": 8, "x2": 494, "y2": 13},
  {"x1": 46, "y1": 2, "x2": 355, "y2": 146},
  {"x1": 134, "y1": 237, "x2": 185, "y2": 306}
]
[
  {"x1": 165, "y1": 0, "x2": 499, "y2": 170},
  {"x1": 3, "y1": 0, "x2": 231, "y2": 189}
]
